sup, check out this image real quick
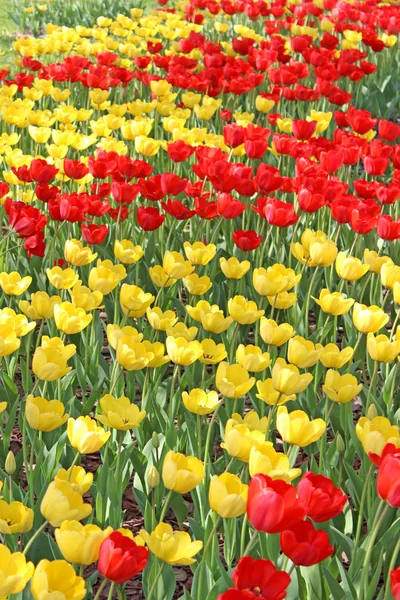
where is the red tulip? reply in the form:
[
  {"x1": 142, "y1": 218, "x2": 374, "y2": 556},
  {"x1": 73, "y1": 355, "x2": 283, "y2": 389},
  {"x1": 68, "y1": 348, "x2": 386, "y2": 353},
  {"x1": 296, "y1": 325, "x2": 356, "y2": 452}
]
[
  {"x1": 369, "y1": 443, "x2": 400, "y2": 468},
  {"x1": 217, "y1": 193, "x2": 246, "y2": 219},
  {"x1": 167, "y1": 140, "x2": 195, "y2": 162},
  {"x1": 112, "y1": 181, "x2": 139, "y2": 204},
  {"x1": 11, "y1": 165, "x2": 33, "y2": 183},
  {"x1": 297, "y1": 473, "x2": 347, "y2": 522},
  {"x1": 391, "y1": 567, "x2": 400, "y2": 600},
  {"x1": 280, "y1": 521, "x2": 334, "y2": 566},
  {"x1": 233, "y1": 229, "x2": 262, "y2": 251},
  {"x1": 63, "y1": 159, "x2": 89, "y2": 180},
  {"x1": 254, "y1": 164, "x2": 282, "y2": 194},
  {"x1": 223, "y1": 123, "x2": 247, "y2": 148},
  {"x1": 244, "y1": 139, "x2": 268, "y2": 159},
  {"x1": 379, "y1": 119, "x2": 400, "y2": 143},
  {"x1": 0, "y1": 182, "x2": 9, "y2": 199},
  {"x1": 88, "y1": 154, "x2": 117, "y2": 179},
  {"x1": 292, "y1": 119, "x2": 316, "y2": 140},
  {"x1": 160, "y1": 173, "x2": 188, "y2": 196},
  {"x1": 247, "y1": 474, "x2": 306, "y2": 533},
  {"x1": 377, "y1": 453, "x2": 400, "y2": 507},
  {"x1": 298, "y1": 189, "x2": 325, "y2": 214},
  {"x1": 108, "y1": 206, "x2": 130, "y2": 222},
  {"x1": 24, "y1": 231, "x2": 46, "y2": 258},
  {"x1": 347, "y1": 106, "x2": 377, "y2": 135},
  {"x1": 363, "y1": 156, "x2": 389, "y2": 176},
  {"x1": 137, "y1": 206, "x2": 165, "y2": 231},
  {"x1": 81, "y1": 224, "x2": 108, "y2": 245},
  {"x1": 377, "y1": 215, "x2": 400, "y2": 241},
  {"x1": 98, "y1": 532, "x2": 149, "y2": 584},
  {"x1": 35, "y1": 184, "x2": 59, "y2": 202},
  {"x1": 6, "y1": 200, "x2": 47, "y2": 237},
  {"x1": 264, "y1": 198, "x2": 299, "y2": 227},
  {"x1": 29, "y1": 159, "x2": 58, "y2": 184},
  {"x1": 228, "y1": 556, "x2": 290, "y2": 600}
]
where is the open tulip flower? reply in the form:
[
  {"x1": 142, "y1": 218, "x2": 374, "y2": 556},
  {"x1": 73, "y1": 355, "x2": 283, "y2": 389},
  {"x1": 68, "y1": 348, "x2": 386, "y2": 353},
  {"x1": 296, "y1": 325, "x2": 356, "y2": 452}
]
[{"x1": 1, "y1": 0, "x2": 400, "y2": 598}]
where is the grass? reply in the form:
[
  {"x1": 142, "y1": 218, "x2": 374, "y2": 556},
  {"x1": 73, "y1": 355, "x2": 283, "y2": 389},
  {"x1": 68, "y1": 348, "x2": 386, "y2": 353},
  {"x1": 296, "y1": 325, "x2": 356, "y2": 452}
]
[{"x1": 0, "y1": 2, "x2": 16, "y2": 67}]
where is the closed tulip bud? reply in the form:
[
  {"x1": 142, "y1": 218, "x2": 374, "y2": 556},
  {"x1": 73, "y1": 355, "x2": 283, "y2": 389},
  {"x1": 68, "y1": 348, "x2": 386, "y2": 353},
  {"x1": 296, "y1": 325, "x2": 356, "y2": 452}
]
[
  {"x1": 67, "y1": 416, "x2": 111, "y2": 454},
  {"x1": 0, "y1": 272, "x2": 32, "y2": 296},
  {"x1": 64, "y1": 239, "x2": 97, "y2": 267},
  {"x1": 336, "y1": 434, "x2": 345, "y2": 453},
  {"x1": 276, "y1": 406, "x2": 326, "y2": 446},
  {"x1": 335, "y1": 252, "x2": 369, "y2": 281},
  {"x1": 228, "y1": 296, "x2": 264, "y2": 324},
  {"x1": 219, "y1": 257, "x2": 250, "y2": 279},
  {"x1": 367, "y1": 404, "x2": 378, "y2": 420},
  {"x1": 316, "y1": 343, "x2": 354, "y2": 368},
  {"x1": 363, "y1": 249, "x2": 393, "y2": 275},
  {"x1": 309, "y1": 239, "x2": 338, "y2": 267},
  {"x1": 55, "y1": 521, "x2": 113, "y2": 565},
  {"x1": 323, "y1": 370, "x2": 362, "y2": 403},
  {"x1": 381, "y1": 263, "x2": 400, "y2": 289},
  {"x1": 236, "y1": 344, "x2": 271, "y2": 372},
  {"x1": 147, "y1": 466, "x2": 160, "y2": 489},
  {"x1": 249, "y1": 443, "x2": 302, "y2": 482},
  {"x1": 114, "y1": 240, "x2": 144, "y2": 264},
  {"x1": 139, "y1": 523, "x2": 203, "y2": 565},
  {"x1": 199, "y1": 339, "x2": 227, "y2": 364},
  {"x1": 162, "y1": 450, "x2": 205, "y2": 494},
  {"x1": 41, "y1": 481, "x2": 92, "y2": 526},
  {"x1": 256, "y1": 378, "x2": 296, "y2": 406},
  {"x1": 272, "y1": 358, "x2": 313, "y2": 396},
  {"x1": 46, "y1": 266, "x2": 79, "y2": 290},
  {"x1": 31, "y1": 559, "x2": 86, "y2": 600},
  {"x1": 152, "y1": 432, "x2": 160, "y2": 449},
  {"x1": 216, "y1": 361, "x2": 256, "y2": 398},
  {"x1": 185, "y1": 273, "x2": 212, "y2": 295},
  {"x1": 353, "y1": 302, "x2": 389, "y2": 334},
  {"x1": 166, "y1": 336, "x2": 203, "y2": 365},
  {"x1": 252, "y1": 265, "x2": 301, "y2": 297},
  {"x1": 259, "y1": 318, "x2": 294, "y2": 346},
  {"x1": 163, "y1": 251, "x2": 194, "y2": 280},
  {"x1": 5, "y1": 450, "x2": 16, "y2": 475},
  {"x1": 356, "y1": 415, "x2": 400, "y2": 456},
  {"x1": 367, "y1": 333, "x2": 400, "y2": 362},
  {"x1": 312, "y1": 288, "x2": 355, "y2": 316},
  {"x1": 288, "y1": 336, "x2": 319, "y2": 368},
  {"x1": 267, "y1": 291, "x2": 297, "y2": 310},
  {"x1": 182, "y1": 389, "x2": 220, "y2": 415},
  {"x1": 184, "y1": 241, "x2": 216, "y2": 265},
  {"x1": 209, "y1": 473, "x2": 248, "y2": 518},
  {"x1": 120, "y1": 284, "x2": 154, "y2": 318},
  {"x1": 0, "y1": 545, "x2": 34, "y2": 596},
  {"x1": 96, "y1": 395, "x2": 146, "y2": 431},
  {"x1": 221, "y1": 424, "x2": 265, "y2": 463},
  {"x1": 147, "y1": 307, "x2": 178, "y2": 331}
]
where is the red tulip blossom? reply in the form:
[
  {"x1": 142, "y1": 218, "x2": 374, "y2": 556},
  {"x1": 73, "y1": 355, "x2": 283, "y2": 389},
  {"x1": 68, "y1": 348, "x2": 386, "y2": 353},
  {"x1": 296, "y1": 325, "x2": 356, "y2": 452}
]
[
  {"x1": 218, "y1": 556, "x2": 290, "y2": 600},
  {"x1": 280, "y1": 521, "x2": 334, "y2": 566},
  {"x1": 81, "y1": 224, "x2": 108, "y2": 245},
  {"x1": 233, "y1": 229, "x2": 262, "y2": 251},
  {"x1": 98, "y1": 532, "x2": 149, "y2": 584},
  {"x1": 391, "y1": 567, "x2": 400, "y2": 600},
  {"x1": 297, "y1": 473, "x2": 347, "y2": 522},
  {"x1": 377, "y1": 453, "x2": 400, "y2": 507},
  {"x1": 137, "y1": 206, "x2": 165, "y2": 231}
]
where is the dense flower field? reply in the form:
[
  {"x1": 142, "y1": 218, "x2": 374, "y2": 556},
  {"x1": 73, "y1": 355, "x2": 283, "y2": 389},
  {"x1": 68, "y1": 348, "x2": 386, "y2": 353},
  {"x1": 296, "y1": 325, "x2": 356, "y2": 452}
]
[{"x1": 0, "y1": 0, "x2": 400, "y2": 598}]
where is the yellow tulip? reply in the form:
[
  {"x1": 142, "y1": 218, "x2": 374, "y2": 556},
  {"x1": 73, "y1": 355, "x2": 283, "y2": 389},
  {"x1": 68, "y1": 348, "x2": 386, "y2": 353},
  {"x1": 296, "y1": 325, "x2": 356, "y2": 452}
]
[
  {"x1": 363, "y1": 249, "x2": 393, "y2": 274},
  {"x1": 228, "y1": 296, "x2": 264, "y2": 324},
  {"x1": 0, "y1": 308, "x2": 35, "y2": 337},
  {"x1": 140, "y1": 523, "x2": 202, "y2": 565},
  {"x1": 316, "y1": 344, "x2": 354, "y2": 368},
  {"x1": 64, "y1": 239, "x2": 97, "y2": 266},
  {"x1": 219, "y1": 257, "x2": 250, "y2": 279},
  {"x1": 352, "y1": 302, "x2": 389, "y2": 334},
  {"x1": 31, "y1": 559, "x2": 86, "y2": 600},
  {"x1": 26, "y1": 395, "x2": 69, "y2": 432},
  {"x1": 54, "y1": 302, "x2": 92, "y2": 334},
  {"x1": 116, "y1": 339, "x2": 155, "y2": 370},
  {"x1": 199, "y1": 306, "x2": 233, "y2": 334},
  {"x1": 67, "y1": 416, "x2": 110, "y2": 454},
  {"x1": 216, "y1": 361, "x2": 255, "y2": 398},
  {"x1": 272, "y1": 358, "x2": 313, "y2": 395},
  {"x1": 287, "y1": 336, "x2": 319, "y2": 368},
  {"x1": 381, "y1": 263, "x2": 400, "y2": 289},
  {"x1": 209, "y1": 473, "x2": 248, "y2": 518},
  {"x1": 199, "y1": 339, "x2": 227, "y2": 364},
  {"x1": 183, "y1": 241, "x2": 216, "y2": 265},
  {"x1": 253, "y1": 265, "x2": 301, "y2": 296},
  {"x1": 166, "y1": 336, "x2": 203, "y2": 365},
  {"x1": 88, "y1": 259, "x2": 126, "y2": 295},
  {"x1": 221, "y1": 424, "x2": 264, "y2": 462},
  {"x1": 236, "y1": 344, "x2": 271, "y2": 372},
  {"x1": 163, "y1": 251, "x2": 194, "y2": 279},
  {"x1": 335, "y1": 251, "x2": 369, "y2": 281},
  {"x1": 96, "y1": 394, "x2": 146, "y2": 430},
  {"x1": 19, "y1": 291, "x2": 62, "y2": 319},
  {"x1": 0, "y1": 544, "x2": 34, "y2": 597},
  {"x1": 249, "y1": 443, "x2": 301, "y2": 481},
  {"x1": 149, "y1": 265, "x2": 177, "y2": 288},
  {"x1": 228, "y1": 411, "x2": 269, "y2": 433},
  {"x1": 32, "y1": 336, "x2": 76, "y2": 381},
  {"x1": 147, "y1": 307, "x2": 178, "y2": 331},
  {"x1": 166, "y1": 322, "x2": 198, "y2": 341},
  {"x1": 114, "y1": 239, "x2": 144, "y2": 264},
  {"x1": 120, "y1": 284, "x2": 154, "y2": 318},
  {"x1": 55, "y1": 521, "x2": 113, "y2": 565},
  {"x1": 0, "y1": 272, "x2": 31, "y2": 295},
  {"x1": 182, "y1": 389, "x2": 220, "y2": 415},
  {"x1": 69, "y1": 281, "x2": 103, "y2": 311},
  {"x1": 309, "y1": 239, "x2": 338, "y2": 267},
  {"x1": 356, "y1": 414, "x2": 400, "y2": 456},
  {"x1": 0, "y1": 500, "x2": 33, "y2": 534},
  {"x1": 256, "y1": 378, "x2": 295, "y2": 406},
  {"x1": 54, "y1": 466, "x2": 93, "y2": 495},
  {"x1": 46, "y1": 266, "x2": 79, "y2": 290},
  {"x1": 41, "y1": 481, "x2": 92, "y2": 527},
  {"x1": 323, "y1": 369, "x2": 362, "y2": 403},
  {"x1": 162, "y1": 450, "x2": 205, "y2": 494},
  {"x1": 367, "y1": 333, "x2": 400, "y2": 362},
  {"x1": 276, "y1": 407, "x2": 326, "y2": 446},
  {"x1": 185, "y1": 273, "x2": 212, "y2": 295},
  {"x1": 259, "y1": 318, "x2": 294, "y2": 346},
  {"x1": 312, "y1": 288, "x2": 355, "y2": 316},
  {"x1": 267, "y1": 291, "x2": 297, "y2": 310}
]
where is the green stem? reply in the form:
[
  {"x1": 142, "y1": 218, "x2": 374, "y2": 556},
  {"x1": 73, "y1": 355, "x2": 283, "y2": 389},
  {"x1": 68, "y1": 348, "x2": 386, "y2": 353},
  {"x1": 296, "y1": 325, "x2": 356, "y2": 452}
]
[
  {"x1": 147, "y1": 562, "x2": 165, "y2": 600},
  {"x1": 203, "y1": 403, "x2": 222, "y2": 472},
  {"x1": 197, "y1": 517, "x2": 221, "y2": 600},
  {"x1": 93, "y1": 579, "x2": 108, "y2": 600},
  {"x1": 23, "y1": 521, "x2": 48, "y2": 555},
  {"x1": 360, "y1": 503, "x2": 390, "y2": 600},
  {"x1": 107, "y1": 582, "x2": 115, "y2": 599},
  {"x1": 384, "y1": 536, "x2": 400, "y2": 599},
  {"x1": 243, "y1": 529, "x2": 258, "y2": 556},
  {"x1": 159, "y1": 489, "x2": 173, "y2": 523},
  {"x1": 366, "y1": 363, "x2": 379, "y2": 410},
  {"x1": 353, "y1": 463, "x2": 375, "y2": 566},
  {"x1": 28, "y1": 430, "x2": 38, "y2": 508}
]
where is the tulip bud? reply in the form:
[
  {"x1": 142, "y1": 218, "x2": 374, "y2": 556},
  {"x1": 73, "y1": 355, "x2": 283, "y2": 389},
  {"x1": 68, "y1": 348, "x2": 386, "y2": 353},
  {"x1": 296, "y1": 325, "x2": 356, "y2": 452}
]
[
  {"x1": 336, "y1": 434, "x2": 345, "y2": 454},
  {"x1": 147, "y1": 466, "x2": 160, "y2": 489},
  {"x1": 367, "y1": 404, "x2": 378, "y2": 420},
  {"x1": 152, "y1": 432, "x2": 160, "y2": 449},
  {"x1": 5, "y1": 450, "x2": 16, "y2": 475}
]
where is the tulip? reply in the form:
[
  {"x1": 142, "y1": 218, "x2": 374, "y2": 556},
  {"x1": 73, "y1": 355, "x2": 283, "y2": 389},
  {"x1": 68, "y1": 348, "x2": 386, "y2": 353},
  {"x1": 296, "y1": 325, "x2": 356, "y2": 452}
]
[
  {"x1": 114, "y1": 240, "x2": 144, "y2": 264},
  {"x1": 55, "y1": 521, "x2": 113, "y2": 565},
  {"x1": 352, "y1": 302, "x2": 389, "y2": 334},
  {"x1": 228, "y1": 296, "x2": 265, "y2": 324},
  {"x1": 367, "y1": 333, "x2": 400, "y2": 362},
  {"x1": 162, "y1": 450, "x2": 205, "y2": 494},
  {"x1": 139, "y1": 523, "x2": 203, "y2": 565},
  {"x1": 280, "y1": 521, "x2": 334, "y2": 566},
  {"x1": 323, "y1": 370, "x2": 362, "y2": 403},
  {"x1": 97, "y1": 531, "x2": 149, "y2": 583},
  {"x1": 26, "y1": 395, "x2": 69, "y2": 431},
  {"x1": 46, "y1": 266, "x2": 79, "y2": 290},
  {"x1": 0, "y1": 307, "x2": 34, "y2": 337},
  {"x1": 0, "y1": 325, "x2": 20, "y2": 357},
  {"x1": 166, "y1": 322, "x2": 198, "y2": 341},
  {"x1": 267, "y1": 291, "x2": 297, "y2": 310},
  {"x1": 32, "y1": 336, "x2": 76, "y2": 381},
  {"x1": 220, "y1": 257, "x2": 250, "y2": 279},
  {"x1": 41, "y1": 481, "x2": 92, "y2": 526},
  {"x1": 272, "y1": 358, "x2": 313, "y2": 396},
  {"x1": 182, "y1": 389, "x2": 220, "y2": 415},
  {"x1": 335, "y1": 252, "x2": 369, "y2": 281},
  {"x1": 0, "y1": 544, "x2": 34, "y2": 597},
  {"x1": 252, "y1": 265, "x2": 301, "y2": 297},
  {"x1": 166, "y1": 336, "x2": 203, "y2": 365},
  {"x1": 221, "y1": 424, "x2": 265, "y2": 463},
  {"x1": 64, "y1": 239, "x2": 97, "y2": 266},
  {"x1": 31, "y1": 559, "x2": 86, "y2": 600},
  {"x1": 312, "y1": 289, "x2": 355, "y2": 316},
  {"x1": 96, "y1": 394, "x2": 146, "y2": 430},
  {"x1": 0, "y1": 500, "x2": 33, "y2": 534},
  {"x1": 54, "y1": 302, "x2": 92, "y2": 334},
  {"x1": 184, "y1": 241, "x2": 216, "y2": 265},
  {"x1": 67, "y1": 416, "x2": 110, "y2": 454},
  {"x1": 199, "y1": 306, "x2": 233, "y2": 334},
  {"x1": 222, "y1": 556, "x2": 291, "y2": 600},
  {"x1": 199, "y1": 339, "x2": 228, "y2": 364},
  {"x1": 107, "y1": 324, "x2": 143, "y2": 349},
  {"x1": 236, "y1": 344, "x2": 271, "y2": 372},
  {"x1": 259, "y1": 318, "x2": 295, "y2": 346},
  {"x1": 209, "y1": 473, "x2": 248, "y2": 518},
  {"x1": 297, "y1": 473, "x2": 347, "y2": 521},
  {"x1": 185, "y1": 273, "x2": 213, "y2": 295},
  {"x1": 381, "y1": 263, "x2": 400, "y2": 289},
  {"x1": 19, "y1": 291, "x2": 62, "y2": 319},
  {"x1": 216, "y1": 362, "x2": 256, "y2": 398},
  {"x1": 249, "y1": 443, "x2": 301, "y2": 482},
  {"x1": 120, "y1": 284, "x2": 154, "y2": 318},
  {"x1": 0, "y1": 272, "x2": 32, "y2": 295},
  {"x1": 309, "y1": 239, "x2": 338, "y2": 267},
  {"x1": 356, "y1": 415, "x2": 400, "y2": 456},
  {"x1": 116, "y1": 339, "x2": 155, "y2": 370},
  {"x1": 147, "y1": 307, "x2": 178, "y2": 331},
  {"x1": 363, "y1": 249, "x2": 393, "y2": 275},
  {"x1": 287, "y1": 336, "x2": 319, "y2": 368},
  {"x1": 69, "y1": 281, "x2": 103, "y2": 311},
  {"x1": 147, "y1": 466, "x2": 160, "y2": 489},
  {"x1": 247, "y1": 474, "x2": 306, "y2": 533},
  {"x1": 163, "y1": 251, "x2": 194, "y2": 279},
  {"x1": 316, "y1": 344, "x2": 354, "y2": 368},
  {"x1": 149, "y1": 265, "x2": 177, "y2": 288},
  {"x1": 256, "y1": 378, "x2": 296, "y2": 406},
  {"x1": 88, "y1": 259, "x2": 126, "y2": 295},
  {"x1": 276, "y1": 407, "x2": 326, "y2": 446},
  {"x1": 54, "y1": 466, "x2": 93, "y2": 495},
  {"x1": 391, "y1": 567, "x2": 400, "y2": 600}
]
